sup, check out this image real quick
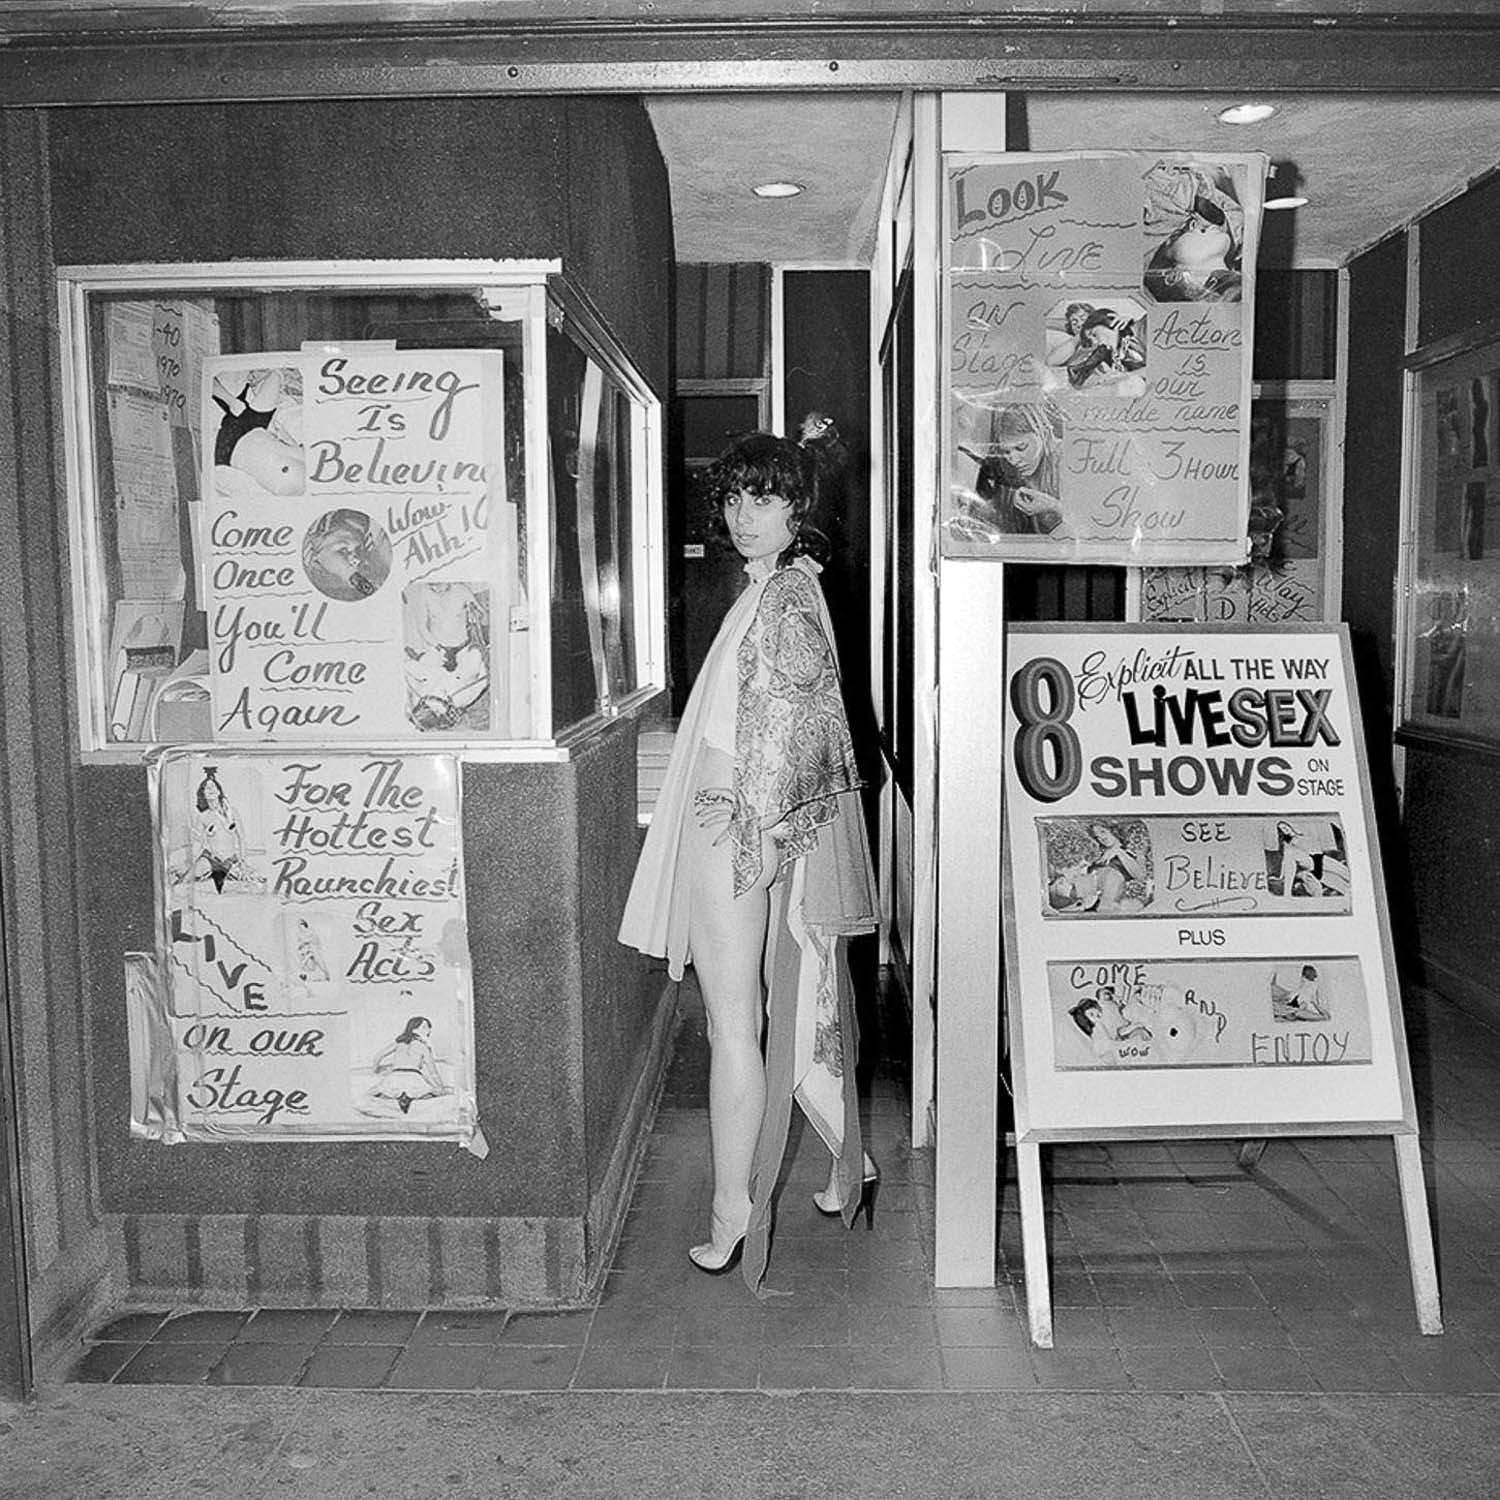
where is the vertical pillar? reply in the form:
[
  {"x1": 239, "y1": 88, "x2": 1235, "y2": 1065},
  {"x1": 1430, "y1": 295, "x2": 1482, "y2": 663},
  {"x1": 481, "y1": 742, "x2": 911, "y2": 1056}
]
[{"x1": 932, "y1": 93, "x2": 1008, "y2": 1286}]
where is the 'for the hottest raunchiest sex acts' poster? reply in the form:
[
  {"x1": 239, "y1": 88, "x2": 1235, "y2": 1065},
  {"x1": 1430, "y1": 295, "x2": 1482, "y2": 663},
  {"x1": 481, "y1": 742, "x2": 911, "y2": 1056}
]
[
  {"x1": 945, "y1": 151, "x2": 1266, "y2": 566},
  {"x1": 1001, "y1": 624, "x2": 1414, "y2": 1141},
  {"x1": 201, "y1": 348, "x2": 516, "y2": 741},
  {"x1": 130, "y1": 749, "x2": 485, "y2": 1154}
]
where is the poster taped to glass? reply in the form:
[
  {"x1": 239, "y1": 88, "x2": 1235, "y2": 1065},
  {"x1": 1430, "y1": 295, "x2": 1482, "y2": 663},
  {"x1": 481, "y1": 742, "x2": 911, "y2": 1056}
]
[
  {"x1": 128, "y1": 749, "x2": 486, "y2": 1154},
  {"x1": 944, "y1": 152, "x2": 1267, "y2": 565}
]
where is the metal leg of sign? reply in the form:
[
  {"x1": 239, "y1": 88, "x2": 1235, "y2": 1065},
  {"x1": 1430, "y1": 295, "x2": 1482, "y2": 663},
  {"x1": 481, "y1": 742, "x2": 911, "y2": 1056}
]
[
  {"x1": 1393, "y1": 1132, "x2": 1443, "y2": 1335},
  {"x1": 1236, "y1": 1139, "x2": 1268, "y2": 1169},
  {"x1": 1016, "y1": 1139, "x2": 1052, "y2": 1349}
]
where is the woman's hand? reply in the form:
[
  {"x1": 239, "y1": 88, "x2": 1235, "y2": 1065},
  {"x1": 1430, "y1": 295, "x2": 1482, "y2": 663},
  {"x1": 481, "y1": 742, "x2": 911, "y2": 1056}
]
[
  {"x1": 692, "y1": 786, "x2": 734, "y2": 842},
  {"x1": 694, "y1": 788, "x2": 785, "y2": 888}
]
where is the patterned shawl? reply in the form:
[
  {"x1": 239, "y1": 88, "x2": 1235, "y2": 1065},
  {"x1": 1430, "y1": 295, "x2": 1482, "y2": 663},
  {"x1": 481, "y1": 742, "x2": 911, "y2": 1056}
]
[{"x1": 728, "y1": 561, "x2": 863, "y2": 896}]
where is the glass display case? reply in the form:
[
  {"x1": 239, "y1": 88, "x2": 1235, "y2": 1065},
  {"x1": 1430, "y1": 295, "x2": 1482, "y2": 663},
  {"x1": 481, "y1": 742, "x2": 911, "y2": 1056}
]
[
  {"x1": 58, "y1": 260, "x2": 664, "y2": 761},
  {"x1": 1398, "y1": 334, "x2": 1500, "y2": 751}
]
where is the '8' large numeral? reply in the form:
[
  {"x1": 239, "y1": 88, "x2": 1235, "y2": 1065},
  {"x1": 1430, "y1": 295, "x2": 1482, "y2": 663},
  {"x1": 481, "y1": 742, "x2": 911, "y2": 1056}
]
[{"x1": 1010, "y1": 656, "x2": 1082, "y2": 802}]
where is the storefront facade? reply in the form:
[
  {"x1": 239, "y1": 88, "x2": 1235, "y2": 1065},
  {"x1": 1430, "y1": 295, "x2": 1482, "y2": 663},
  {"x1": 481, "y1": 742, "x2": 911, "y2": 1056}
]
[{"x1": 1, "y1": 1, "x2": 1495, "y2": 1397}]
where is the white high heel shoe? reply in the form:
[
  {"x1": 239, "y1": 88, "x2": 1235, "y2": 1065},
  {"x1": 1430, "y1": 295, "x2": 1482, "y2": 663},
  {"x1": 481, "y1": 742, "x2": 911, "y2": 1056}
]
[{"x1": 688, "y1": 1206, "x2": 749, "y2": 1275}]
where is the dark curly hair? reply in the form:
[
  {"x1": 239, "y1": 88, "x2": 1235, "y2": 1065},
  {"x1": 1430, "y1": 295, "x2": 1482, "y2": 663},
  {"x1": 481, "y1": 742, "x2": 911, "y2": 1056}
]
[{"x1": 699, "y1": 431, "x2": 831, "y2": 567}]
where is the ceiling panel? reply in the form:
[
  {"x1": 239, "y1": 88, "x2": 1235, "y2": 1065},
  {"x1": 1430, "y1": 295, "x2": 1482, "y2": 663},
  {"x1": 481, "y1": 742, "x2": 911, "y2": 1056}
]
[
  {"x1": 647, "y1": 92, "x2": 1500, "y2": 268},
  {"x1": 646, "y1": 94, "x2": 902, "y2": 265}
]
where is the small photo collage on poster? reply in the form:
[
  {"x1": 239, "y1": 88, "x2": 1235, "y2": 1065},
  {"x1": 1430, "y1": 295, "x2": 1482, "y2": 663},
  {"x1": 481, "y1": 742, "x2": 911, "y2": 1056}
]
[
  {"x1": 1050, "y1": 956, "x2": 1372, "y2": 1072},
  {"x1": 401, "y1": 580, "x2": 492, "y2": 732},
  {"x1": 211, "y1": 365, "x2": 305, "y2": 499},
  {"x1": 1140, "y1": 159, "x2": 1247, "y2": 306},
  {"x1": 1036, "y1": 813, "x2": 1351, "y2": 919}
]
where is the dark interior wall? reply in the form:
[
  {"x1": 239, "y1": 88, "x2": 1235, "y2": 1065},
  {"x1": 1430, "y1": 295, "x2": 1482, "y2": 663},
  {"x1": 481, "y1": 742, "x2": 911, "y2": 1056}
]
[
  {"x1": 41, "y1": 96, "x2": 673, "y2": 1225},
  {"x1": 1342, "y1": 234, "x2": 1408, "y2": 736},
  {"x1": 48, "y1": 96, "x2": 671, "y2": 396},
  {"x1": 556, "y1": 98, "x2": 675, "y2": 398},
  {"x1": 672, "y1": 263, "x2": 772, "y2": 712},
  {"x1": 676, "y1": 263, "x2": 768, "y2": 383},
  {"x1": 1402, "y1": 746, "x2": 1500, "y2": 1012},
  {"x1": 1417, "y1": 169, "x2": 1500, "y2": 347},
  {"x1": 1341, "y1": 233, "x2": 1416, "y2": 974},
  {"x1": 1254, "y1": 269, "x2": 1339, "y2": 382},
  {"x1": 783, "y1": 270, "x2": 875, "y2": 775}
]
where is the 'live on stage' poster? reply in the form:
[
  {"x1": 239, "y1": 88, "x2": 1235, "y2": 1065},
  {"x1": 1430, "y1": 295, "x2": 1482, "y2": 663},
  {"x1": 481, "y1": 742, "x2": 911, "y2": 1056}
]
[
  {"x1": 129, "y1": 749, "x2": 486, "y2": 1153},
  {"x1": 945, "y1": 151, "x2": 1267, "y2": 567},
  {"x1": 1001, "y1": 624, "x2": 1414, "y2": 1140}
]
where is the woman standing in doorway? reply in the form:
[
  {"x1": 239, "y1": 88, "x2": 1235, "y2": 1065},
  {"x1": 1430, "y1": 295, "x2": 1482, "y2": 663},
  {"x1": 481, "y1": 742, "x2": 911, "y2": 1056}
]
[{"x1": 619, "y1": 430, "x2": 878, "y2": 1290}]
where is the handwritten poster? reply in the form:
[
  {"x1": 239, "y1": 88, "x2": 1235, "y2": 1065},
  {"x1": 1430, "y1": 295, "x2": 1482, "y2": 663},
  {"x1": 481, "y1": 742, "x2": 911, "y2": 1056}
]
[
  {"x1": 1002, "y1": 624, "x2": 1413, "y2": 1138},
  {"x1": 944, "y1": 152, "x2": 1266, "y2": 565},
  {"x1": 135, "y1": 749, "x2": 485, "y2": 1152},
  {"x1": 153, "y1": 300, "x2": 220, "y2": 439},
  {"x1": 201, "y1": 349, "x2": 514, "y2": 741}
]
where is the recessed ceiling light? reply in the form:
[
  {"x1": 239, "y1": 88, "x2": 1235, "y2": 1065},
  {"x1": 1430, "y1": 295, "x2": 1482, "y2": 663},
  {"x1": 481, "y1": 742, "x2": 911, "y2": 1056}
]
[
  {"x1": 752, "y1": 181, "x2": 804, "y2": 199},
  {"x1": 1218, "y1": 102, "x2": 1276, "y2": 126},
  {"x1": 1264, "y1": 195, "x2": 1309, "y2": 211}
]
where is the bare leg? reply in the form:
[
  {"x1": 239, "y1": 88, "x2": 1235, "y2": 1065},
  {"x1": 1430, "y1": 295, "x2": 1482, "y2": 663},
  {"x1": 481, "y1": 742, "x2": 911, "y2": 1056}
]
[{"x1": 685, "y1": 750, "x2": 769, "y2": 1258}]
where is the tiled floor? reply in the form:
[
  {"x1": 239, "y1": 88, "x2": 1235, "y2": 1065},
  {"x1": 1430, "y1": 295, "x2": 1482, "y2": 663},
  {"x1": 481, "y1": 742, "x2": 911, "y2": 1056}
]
[{"x1": 70, "y1": 972, "x2": 1500, "y2": 1395}]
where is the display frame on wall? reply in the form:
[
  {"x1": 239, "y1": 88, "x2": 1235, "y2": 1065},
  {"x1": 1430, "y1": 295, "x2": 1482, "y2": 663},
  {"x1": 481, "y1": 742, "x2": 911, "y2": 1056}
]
[
  {"x1": 1395, "y1": 323, "x2": 1500, "y2": 757},
  {"x1": 58, "y1": 259, "x2": 665, "y2": 763}
]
